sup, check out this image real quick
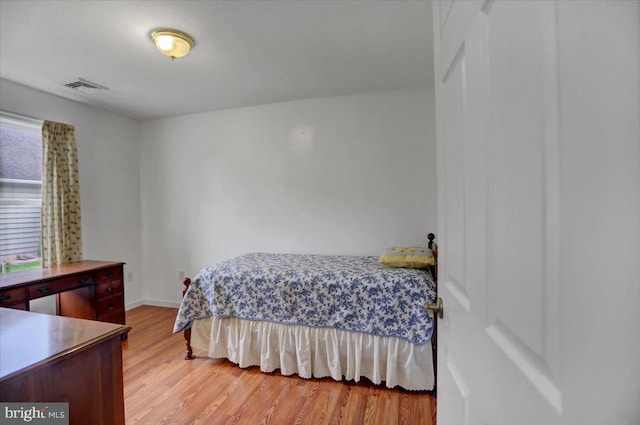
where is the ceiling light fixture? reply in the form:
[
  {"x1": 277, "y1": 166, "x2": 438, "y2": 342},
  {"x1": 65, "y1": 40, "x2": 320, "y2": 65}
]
[{"x1": 150, "y1": 29, "x2": 194, "y2": 60}]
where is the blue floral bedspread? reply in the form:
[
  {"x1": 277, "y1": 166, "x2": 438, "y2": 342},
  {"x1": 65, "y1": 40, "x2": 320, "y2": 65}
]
[{"x1": 173, "y1": 253, "x2": 437, "y2": 345}]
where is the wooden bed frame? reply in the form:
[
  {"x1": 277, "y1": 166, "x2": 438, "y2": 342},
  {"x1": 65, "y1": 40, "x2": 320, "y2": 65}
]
[{"x1": 179, "y1": 233, "x2": 439, "y2": 390}]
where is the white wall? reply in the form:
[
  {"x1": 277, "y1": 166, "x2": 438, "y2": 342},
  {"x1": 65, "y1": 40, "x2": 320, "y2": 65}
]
[
  {"x1": 0, "y1": 80, "x2": 436, "y2": 309},
  {"x1": 0, "y1": 78, "x2": 144, "y2": 308},
  {"x1": 139, "y1": 87, "x2": 436, "y2": 306}
]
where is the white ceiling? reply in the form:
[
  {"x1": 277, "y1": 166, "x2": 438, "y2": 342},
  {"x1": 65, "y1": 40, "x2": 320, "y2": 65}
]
[{"x1": 0, "y1": 1, "x2": 434, "y2": 121}]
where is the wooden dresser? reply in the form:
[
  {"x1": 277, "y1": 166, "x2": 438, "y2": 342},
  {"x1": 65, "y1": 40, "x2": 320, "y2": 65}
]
[
  {"x1": 0, "y1": 260, "x2": 126, "y2": 325},
  {"x1": 0, "y1": 308, "x2": 130, "y2": 425}
]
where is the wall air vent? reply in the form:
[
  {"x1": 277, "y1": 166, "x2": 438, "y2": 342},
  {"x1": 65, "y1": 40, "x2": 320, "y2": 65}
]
[{"x1": 63, "y1": 78, "x2": 108, "y2": 94}]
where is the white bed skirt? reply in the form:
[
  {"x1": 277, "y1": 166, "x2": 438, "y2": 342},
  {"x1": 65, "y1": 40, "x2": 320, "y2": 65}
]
[{"x1": 191, "y1": 317, "x2": 434, "y2": 391}]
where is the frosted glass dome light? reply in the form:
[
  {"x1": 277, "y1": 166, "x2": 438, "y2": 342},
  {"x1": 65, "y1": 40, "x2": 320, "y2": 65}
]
[{"x1": 151, "y1": 29, "x2": 194, "y2": 60}]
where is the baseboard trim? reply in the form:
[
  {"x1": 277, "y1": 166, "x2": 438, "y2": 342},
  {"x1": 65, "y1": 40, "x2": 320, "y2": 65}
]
[{"x1": 126, "y1": 299, "x2": 181, "y2": 310}]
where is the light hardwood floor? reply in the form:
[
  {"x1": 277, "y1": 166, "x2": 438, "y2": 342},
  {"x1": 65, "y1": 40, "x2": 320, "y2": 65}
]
[{"x1": 122, "y1": 305, "x2": 436, "y2": 424}]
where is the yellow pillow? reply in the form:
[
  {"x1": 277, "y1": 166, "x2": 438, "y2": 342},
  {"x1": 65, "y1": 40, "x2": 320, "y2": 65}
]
[{"x1": 379, "y1": 246, "x2": 436, "y2": 269}]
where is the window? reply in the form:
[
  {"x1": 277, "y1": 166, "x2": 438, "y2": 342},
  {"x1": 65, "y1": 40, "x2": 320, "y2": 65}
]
[{"x1": 0, "y1": 112, "x2": 43, "y2": 273}]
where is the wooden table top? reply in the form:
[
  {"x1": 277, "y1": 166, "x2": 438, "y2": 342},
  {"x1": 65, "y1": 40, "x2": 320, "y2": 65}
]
[
  {"x1": 0, "y1": 307, "x2": 130, "y2": 380},
  {"x1": 0, "y1": 260, "x2": 125, "y2": 290}
]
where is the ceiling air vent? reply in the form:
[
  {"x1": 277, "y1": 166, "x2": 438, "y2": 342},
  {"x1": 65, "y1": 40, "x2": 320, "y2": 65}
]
[{"x1": 63, "y1": 78, "x2": 108, "y2": 94}]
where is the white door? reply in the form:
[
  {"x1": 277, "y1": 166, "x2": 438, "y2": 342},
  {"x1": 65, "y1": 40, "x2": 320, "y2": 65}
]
[{"x1": 432, "y1": 1, "x2": 640, "y2": 424}]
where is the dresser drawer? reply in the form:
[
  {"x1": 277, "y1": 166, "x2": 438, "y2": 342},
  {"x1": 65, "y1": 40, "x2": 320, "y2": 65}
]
[
  {"x1": 96, "y1": 280, "x2": 123, "y2": 298},
  {"x1": 97, "y1": 294, "x2": 124, "y2": 318},
  {"x1": 5, "y1": 302, "x2": 28, "y2": 310},
  {"x1": 0, "y1": 287, "x2": 27, "y2": 306},
  {"x1": 97, "y1": 310, "x2": 126, "y2": 325},
  {"x1": 96, "y1": 267, "x2": 122, "y2": 283},
  {"x1": 28, "y1": 274, "x2": 94, "y2": 299}
]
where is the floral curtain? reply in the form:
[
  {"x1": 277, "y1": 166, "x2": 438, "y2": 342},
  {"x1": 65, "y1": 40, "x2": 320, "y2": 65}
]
[{"x1": 41, "y1": 120, "x2": 83, "y2": 266}]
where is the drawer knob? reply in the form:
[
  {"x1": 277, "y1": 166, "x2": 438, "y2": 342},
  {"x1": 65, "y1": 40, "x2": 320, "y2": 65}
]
[
  {"x1": 79, "y1": 278, "x2": 88, "y2": 284},
  {"x1": 108, "y1": 304, "x2": 114, "y2": 310},
  {"x1": 0, "y1": 294, "x2": 11, "y2": 302},
  {"x1": 106, "y1": 286, "x2": 113, "y2": 293},
  {"x1": 38, "y1": 286, "x2": 51, "y2": 293},
  {"x1": 106, "y1": 272, "x2": 114, "y2": 278}
]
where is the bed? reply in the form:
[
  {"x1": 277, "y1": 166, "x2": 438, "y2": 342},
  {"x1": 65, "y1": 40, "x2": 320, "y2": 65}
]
[{"x1": 173, "y1": 235, "x2": 438, "y2": 391}]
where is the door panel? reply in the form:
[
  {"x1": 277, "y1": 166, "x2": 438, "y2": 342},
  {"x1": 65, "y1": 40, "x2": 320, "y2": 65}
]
[
  {"x1": 440, "y1": 347, "x2": 470, "y2": 424},
  {"x1": 461, "y1": 6, "x2": 488, "y2": 324},
  {"x1": 484, "y1": 1, "x2": 561, "y2": 406},
  {"x1": 433, "y1": 1, "x2": 640, "y2": 424},
  {"x1": 442, "y1": 49, "x2": 467, "y2": 303}
]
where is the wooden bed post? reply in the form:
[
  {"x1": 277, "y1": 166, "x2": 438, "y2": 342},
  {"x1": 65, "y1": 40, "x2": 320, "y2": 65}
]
[
  {"x1": 427, "y1": 232, "x2": 438, "y2": 393},
  {"x1": 182, "y1": 278, "x2": 196, "y2": 360},
  {"x1": 427, "y1": 232, "x2": 438, "y2": 284}
]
